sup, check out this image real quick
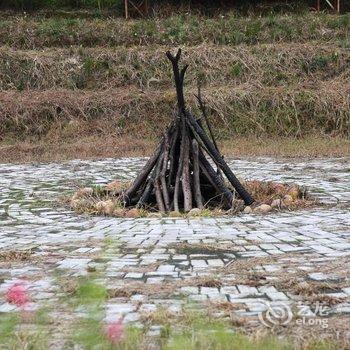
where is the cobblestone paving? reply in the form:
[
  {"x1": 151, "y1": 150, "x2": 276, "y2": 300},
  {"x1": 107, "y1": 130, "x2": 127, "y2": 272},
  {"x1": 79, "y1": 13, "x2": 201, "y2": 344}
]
[{"x1": 0, "y1": 157, "x2": 349, "y2": 338}]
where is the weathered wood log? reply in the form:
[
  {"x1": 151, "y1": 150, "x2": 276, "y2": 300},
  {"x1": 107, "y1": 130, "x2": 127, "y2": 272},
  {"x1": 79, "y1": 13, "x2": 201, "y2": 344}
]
[
  {"x1": 187, "y1": 113, "x2": 254, "y2": 206},
  {"x1": 123, "y1": 145, "x2": 161, "y2": 205},
  {"x1": 137, "y1": 146, "x2": 164, "y2": 208},
  {"x1": 196, "y1": 86, "x2": 224, "y2": 179},
  {"x1": 196, "y1": 85, "x2": 220, "y2": 153},
  {"x1": 160, "y1": 134, "x2": 170, "y2": 212},
  {"x1": 155, "y1": 178, "x2": 166, "y2": 213},
  {"x1": 136, "y1": 177, "x2": 154, "y2": 208},
  {"x1": 173, "y1": 124, "x2": 185, "y2": 212},
  {"x1": 192, "y1": 139, "x2": 204, "y2": 209},
  {"x1": 198, "y1": 151, "x2": 234, "y2": 207},
  {"x1": 182, "y1": 131, "x2": 192, "y2": 212},
  {"x1": 167, "y1": 124, "x2": 179, "y2": 187},
  {"x1": 166, "y1": 49, "x2": 187, "y2": 113}
]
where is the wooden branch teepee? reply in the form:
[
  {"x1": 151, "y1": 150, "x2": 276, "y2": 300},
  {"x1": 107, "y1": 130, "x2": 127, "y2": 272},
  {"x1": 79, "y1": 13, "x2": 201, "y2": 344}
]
[{"x1": 120, "y1": 49, "x2": 254, "y2": 213}]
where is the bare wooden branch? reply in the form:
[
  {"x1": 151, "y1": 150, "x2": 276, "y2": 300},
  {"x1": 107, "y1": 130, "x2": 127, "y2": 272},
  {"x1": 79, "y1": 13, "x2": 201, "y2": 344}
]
[
  {"x1": 136, "y1": 146, "x2": 164, "y2": 209},
  {"x1": 167, "y1": 125, "x2": 179, "y2": 187},
  {"x1": 155, "y1": 178, "x2": 166, "y2": 213},
  {"x1": 187, "y1": 113, "x2": 254, "y2": 206},
  {"x1": 192, "y1": 139, "x2": 204, "y2": 209},
  {"x1": 198, "y1": 151, "x2": 233, "y2": 207},
  {"x1": 136, "y1": 178, "x2": 153, "y2": 208},
  {"x1": 123, "y1": 133, "x2": 166, "y2": 205},
  {"x1": 196, "y1": 84, "x2": 219, "y2": 152},
  {"x1": 166, "y1": 49, "x2": 187, "y2": 113},
  {"x1": 173, "y1": 129, "x2": 185, "y2": 212},
  {"x1": 160, "y1": 134, "x2": 171, "y2": 212},
  {"x1": 182, "y1": 131, "x2": 192, "y2": 212}
]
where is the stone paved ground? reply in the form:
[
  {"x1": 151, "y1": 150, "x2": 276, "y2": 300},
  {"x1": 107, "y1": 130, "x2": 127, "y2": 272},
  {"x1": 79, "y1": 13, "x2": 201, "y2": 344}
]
[{"x1": 0, "y1": 157, "x2": 350, "y2": 343}]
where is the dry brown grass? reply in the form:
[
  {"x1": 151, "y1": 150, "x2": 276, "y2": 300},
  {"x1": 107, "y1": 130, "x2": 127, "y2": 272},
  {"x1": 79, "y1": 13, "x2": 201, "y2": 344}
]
[
  {"x1": 67, "y1": 177, "x2": 317, "y2": 218},
  {"x1": 0, "y1": 135, "x2": 156, "y2": 163},
  {"x1": 1, "y1": 135, "x2": 349, "y2": 164},
  {"x1": 138, "y1": 300, "x2": 350, "y2": 349},
  {"x1": 0, "y1": 13, "x2": 349, "y2": 166},
  {"x1": 245, "y1": 316, "x2": 350, "y2": 350},
  {"x1": 108, "y1": 281, "x2": 180, "y2": 299},
  {"x1": 191, "y1": 276, "x2": 223, "y2": 288},
  {"x1": 1, "y1": 43, "x2": 349, "y2": 91},
  {"x1": 219, "y1": 254, "x2": 350, "y2": 301},
  {"x1": 220, "y1": 136, "x2": 350, "y2": 158},
  {"x1": 170, "y1": 242, "x2": 243, "y2": 255},
  {"x1": 0, "y1": 14, "x2": 349, "y2": 165},
  {"x1": 0, "y1": 249, "x2": 33, "y2": 262},
  {"x1": 1, "y1": 84, "x2": 349, "y2": 139}
]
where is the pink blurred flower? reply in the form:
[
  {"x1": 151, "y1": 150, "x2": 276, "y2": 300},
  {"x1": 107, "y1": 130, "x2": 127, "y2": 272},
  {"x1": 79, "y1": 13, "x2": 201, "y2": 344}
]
[
  {"x1": 6, "y1": 282, "x2": 30, "y2": 307},
  {"x1": 105, "y1": 319, "x2": 124, "y2": 344}
]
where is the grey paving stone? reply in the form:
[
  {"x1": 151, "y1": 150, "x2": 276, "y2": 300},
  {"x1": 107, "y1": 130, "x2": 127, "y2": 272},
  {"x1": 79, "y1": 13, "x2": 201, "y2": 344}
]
[
  {"x1": 266, "y1": 291, "x2": 289, "y2": 301},
  {"x1": 125, "y1": 272, "x2": 144, "y2": 279},
  {"x1": 0, "y1": 303, "x2": 17, "y2": 313},
  {"x1": 208, "y1": 294, "x2": 228, "y2": 302},
  {"x1": 58, "y1": 258, "x2": 91, "y2": 269},
  {"x1": 237, "y1": 285, "x2": 259, "y2": 295},
  {"x1": 342, "y1": 287, "x2": 350, "y2": 295},
  {"x1": 1, "y1": 156, "x2": 350, "y2": 335},
  {"x1": 123, "y1": 312, "x2": 141, "y2": 323},
  {"x1": 172, "y1": 254, "x2": 187, "y2": 260},
  {"x1": 201, "y1": 287, "x2": 220, "y2": 295},
  {"x1": 181, "y1": 286, "x2": 199, "y2": 295},
  {"x1": 157, "y1": 265, "x2": 175, "y2": 272},
  {"x1": 207, "y1": 259, "x2": 224, "y2": 267},
  {"x1": 189, "y1": 294, "x2": 208, "y2": 302},
  {"x1": 191, "y1": 260, "x2": 208, "y2": 268},
  {"x1": 147, "y1": 325, "x2": 163, "y2": 337},
  {"x1": 308, "y1": 272, "x2": 344, "y2": 282},
  {"x1": 221, "y1": 286, "x2": 239, "y2": 295},
  {"x1": 139, "y1": 304, "x2": 157, "y2": 313},
  {"x1": 146, "y1": 277, "x2": 165, "y2": 284}
]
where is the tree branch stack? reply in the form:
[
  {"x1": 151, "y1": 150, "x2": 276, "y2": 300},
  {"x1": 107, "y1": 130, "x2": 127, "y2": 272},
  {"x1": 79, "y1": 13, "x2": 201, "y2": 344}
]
[{"x1": 121, "y1": 49, "x2": 254, "y2": 213}]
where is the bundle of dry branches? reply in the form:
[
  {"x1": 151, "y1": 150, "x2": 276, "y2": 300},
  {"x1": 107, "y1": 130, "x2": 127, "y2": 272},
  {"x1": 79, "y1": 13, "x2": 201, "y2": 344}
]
[{"x1": 117, "y1": 49, "x2": 254, "y2": 213}]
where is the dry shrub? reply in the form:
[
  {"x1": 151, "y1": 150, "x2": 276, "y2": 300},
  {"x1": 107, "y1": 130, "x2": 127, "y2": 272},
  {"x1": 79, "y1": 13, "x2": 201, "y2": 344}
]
[{"x1": 245, "y1": 180, "x2": 301, "y2": 202}]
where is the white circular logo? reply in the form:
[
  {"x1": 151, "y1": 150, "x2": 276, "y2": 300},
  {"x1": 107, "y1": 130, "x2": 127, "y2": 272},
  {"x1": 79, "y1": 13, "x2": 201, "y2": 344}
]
[{"x1": 258, "y1": 301, "x2": 293, "y2": 328}]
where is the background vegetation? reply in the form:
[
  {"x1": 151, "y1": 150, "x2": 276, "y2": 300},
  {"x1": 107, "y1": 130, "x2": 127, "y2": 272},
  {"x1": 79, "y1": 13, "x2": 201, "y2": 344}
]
[
  {"x1": 0, "y1": 0, "x2": 122, "y2": 10},
  {"x1": 1, "y1": 0, "x2": 349, "y2": 13},
  {"x1": 0, "y1": 280, "x2": 340, "y2": 349},
  {"x1": 0, "y1": 2, "x2": 349, "y2": 161},
  {"x1": 0, "y1": 0, "x2": 338, "y2": 13}
]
